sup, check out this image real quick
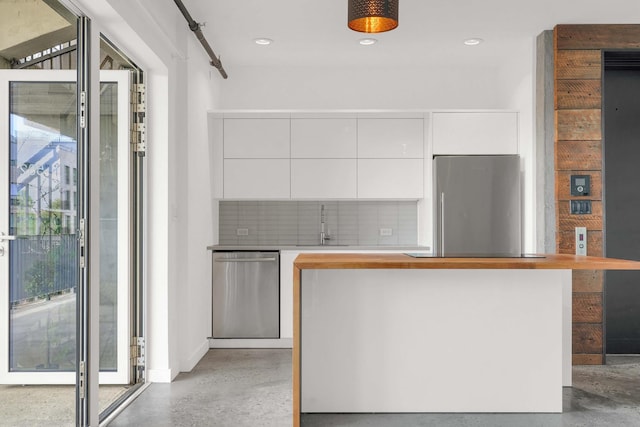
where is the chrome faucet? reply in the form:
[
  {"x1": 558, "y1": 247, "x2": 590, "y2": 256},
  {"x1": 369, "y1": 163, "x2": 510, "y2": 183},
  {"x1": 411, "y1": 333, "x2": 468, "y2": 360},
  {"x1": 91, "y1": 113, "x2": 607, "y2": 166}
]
[{"x1": 320, "y1": 204, "x2": 331, "y2": 245}]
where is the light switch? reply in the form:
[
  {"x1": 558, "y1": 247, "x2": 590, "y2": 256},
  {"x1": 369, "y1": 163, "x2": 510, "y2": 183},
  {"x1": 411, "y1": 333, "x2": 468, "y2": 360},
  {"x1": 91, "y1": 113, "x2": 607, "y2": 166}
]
[
  {"x1": 570, "y1": 200, "x2": 592, "y2": 215},
  {"x1": 236, "y1": 228, "x2": 249, "y2": 236}
]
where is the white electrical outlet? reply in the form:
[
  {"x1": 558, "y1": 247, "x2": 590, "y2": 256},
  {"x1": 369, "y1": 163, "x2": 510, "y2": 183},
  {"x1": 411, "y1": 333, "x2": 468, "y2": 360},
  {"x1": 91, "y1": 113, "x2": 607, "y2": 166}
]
[
  {"x1": 236, "y1": 228, "x2": 249, "y2": 236},
  {"x1": 575, "y1": 227, "x2": 587, "y2": 256},
  {"x1": 379, "y1": 228, "x2": 393, "y2": 236}
]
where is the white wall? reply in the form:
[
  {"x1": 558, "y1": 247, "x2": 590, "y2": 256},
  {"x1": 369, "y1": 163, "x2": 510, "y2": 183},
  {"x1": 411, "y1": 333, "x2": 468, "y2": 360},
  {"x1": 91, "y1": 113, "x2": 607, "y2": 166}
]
[
  {"x1": 73, "y1": 0, "x2": 222, "y2": 382},
  {"x1": 181, "y1": 34, "x2": 221, "y2": 371},
  {"x1": 496, "y1": 38, "x2": 536, "y2": 253},
  {"x1": 220, "y1": 65, "x2": 505, "y2": 110}
]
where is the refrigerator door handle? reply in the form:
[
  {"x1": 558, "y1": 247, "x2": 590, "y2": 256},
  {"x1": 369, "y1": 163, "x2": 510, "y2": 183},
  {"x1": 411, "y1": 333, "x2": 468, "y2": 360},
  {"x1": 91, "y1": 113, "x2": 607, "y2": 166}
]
[{"x1": 440, "y1": 192, "x2": 445, "y2": 256}]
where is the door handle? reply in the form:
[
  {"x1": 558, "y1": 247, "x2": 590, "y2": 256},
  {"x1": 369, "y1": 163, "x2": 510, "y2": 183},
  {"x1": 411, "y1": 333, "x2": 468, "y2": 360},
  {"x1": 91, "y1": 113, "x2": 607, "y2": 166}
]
[
  {"x1": 215, "y1": 257, "x2": 277, "y2": 263},
  {"x1": 0, "y1": 232, "x2": 17, "y2": 242}
]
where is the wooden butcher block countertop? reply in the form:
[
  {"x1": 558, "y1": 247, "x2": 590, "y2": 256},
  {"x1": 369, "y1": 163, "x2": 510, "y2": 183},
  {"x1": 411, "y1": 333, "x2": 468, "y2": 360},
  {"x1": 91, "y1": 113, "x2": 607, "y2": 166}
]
[{"x1": 293, "y1": 253, "x2": 640, "y2": 270}]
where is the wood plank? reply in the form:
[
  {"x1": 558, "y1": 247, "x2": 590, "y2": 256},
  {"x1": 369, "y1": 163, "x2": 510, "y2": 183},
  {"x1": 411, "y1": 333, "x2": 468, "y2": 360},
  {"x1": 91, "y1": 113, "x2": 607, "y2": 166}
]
[
  {"x1": 556, "y1": 24, "x2": 640, "y2": 50},
  {"x1": 573, "y1": 293, "x2": 603, "y2": 323},
  {"x1": 293, "y1": 265, "x2": 301, "y2": 427},
  {"x1": 292, "y1": 253, "x2": 640, "y2": 271},
  {"x1": 573, "y1": 354, "x2": 604, "y2": 365},
  {"x1": 556, "y1": 170, "x2": 602, "y2": 200},
  {"x1": 556, "y1": 140, "x2": 602, "y2": 170},
  {"x1": 556, "y1": 80, "x2": 601, "y2": 110},
  {"x1": 573, "y1": 323, "x2": 603, "y2": 354},
  {"x1": 557, "y1": 202, "x2": 603, "y2": 231},
  {"x1": 555, "y1": 50, "x2": 601, "y2": 80},
  {"x1": 572, "y1": 270, "x2": 604, "y2": 292},
  {"x1": 557, "y1": 230, "x2": 603, "y2": 256},
  {"x1": 556, "y1": 109, "x2": 602, "y2": 141}
]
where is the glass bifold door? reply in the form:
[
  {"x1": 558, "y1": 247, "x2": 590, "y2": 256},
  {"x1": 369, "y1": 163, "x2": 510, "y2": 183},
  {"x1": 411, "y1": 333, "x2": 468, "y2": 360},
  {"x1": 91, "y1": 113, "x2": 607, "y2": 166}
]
[{"x1": 0, "y1": 70, "x2": 131, "y2": 385}]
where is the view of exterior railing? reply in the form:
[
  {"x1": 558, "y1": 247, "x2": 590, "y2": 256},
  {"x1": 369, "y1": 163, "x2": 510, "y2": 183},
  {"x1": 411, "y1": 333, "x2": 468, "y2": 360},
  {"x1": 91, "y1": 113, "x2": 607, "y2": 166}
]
[{"x1": 9, "y1": 235, "x2": 77, "y2": 305}]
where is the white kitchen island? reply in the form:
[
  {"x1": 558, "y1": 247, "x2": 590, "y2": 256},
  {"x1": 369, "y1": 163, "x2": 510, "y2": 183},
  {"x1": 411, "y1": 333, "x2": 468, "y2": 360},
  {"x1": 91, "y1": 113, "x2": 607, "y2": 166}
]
[{"x1": 291, "y1": 253, "x2": 640, "y2": 426}]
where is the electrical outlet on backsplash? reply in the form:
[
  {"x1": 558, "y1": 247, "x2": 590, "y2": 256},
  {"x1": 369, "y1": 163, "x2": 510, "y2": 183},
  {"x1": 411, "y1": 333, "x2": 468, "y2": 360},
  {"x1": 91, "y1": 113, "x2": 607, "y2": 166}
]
[{"x1": 219, "y1": 200, "x2": 418, "y2": 246}]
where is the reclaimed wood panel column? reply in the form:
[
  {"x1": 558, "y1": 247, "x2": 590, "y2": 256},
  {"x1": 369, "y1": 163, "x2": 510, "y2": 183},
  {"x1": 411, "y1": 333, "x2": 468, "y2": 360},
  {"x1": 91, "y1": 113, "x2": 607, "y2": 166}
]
[{"x1": 554, "y1": 24, "x2": 640, "y2": 365}]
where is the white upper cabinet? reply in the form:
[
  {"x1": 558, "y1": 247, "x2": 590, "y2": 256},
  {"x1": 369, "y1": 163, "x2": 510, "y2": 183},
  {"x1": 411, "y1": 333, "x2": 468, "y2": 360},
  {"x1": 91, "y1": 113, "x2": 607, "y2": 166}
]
[
  {"x1": 291, "y1": 159, "x2": 357, "y2": 199},
  {"x1": 213, "y1": 111, "x2": 517, "y2": 201},
  {"x1": 224, "y1": 159, "x2": 290, "y2": 199},
  {"x1": 432, "y1": 112, "x2": 518, "y2": 155},
  {"x1": 358, "y1": 118, "x2": 424, "y2": 158},
  {"x1": 223, "y1": 118, "x2": 290, "y2": 158},
  {"x1": 358, "y1": 159, "x2": 424, "y2": 199},
  {"x1": 291, "y1": 118, "x2": 357, "y2": 158}
]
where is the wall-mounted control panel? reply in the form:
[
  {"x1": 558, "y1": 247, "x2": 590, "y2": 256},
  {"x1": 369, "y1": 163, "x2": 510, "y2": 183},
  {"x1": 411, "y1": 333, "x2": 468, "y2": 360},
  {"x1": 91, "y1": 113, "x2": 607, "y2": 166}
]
[
  {"x1": 575, "y1": 227, "x2": 587, "y2": 256},
  {"x1": 571, "y1": 175, "x2": 590, "y2": 196}
]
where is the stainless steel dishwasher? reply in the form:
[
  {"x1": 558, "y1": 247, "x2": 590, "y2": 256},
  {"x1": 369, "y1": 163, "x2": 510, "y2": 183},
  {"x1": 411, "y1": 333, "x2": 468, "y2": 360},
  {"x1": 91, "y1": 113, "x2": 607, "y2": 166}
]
[{"x1": 212, "y1": 251, "x2": 280, "y2": 338}]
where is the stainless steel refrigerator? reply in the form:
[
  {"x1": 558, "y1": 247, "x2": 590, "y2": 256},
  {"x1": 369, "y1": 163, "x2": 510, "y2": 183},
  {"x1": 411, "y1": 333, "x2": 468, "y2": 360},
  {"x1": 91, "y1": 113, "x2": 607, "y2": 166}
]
[{"x1": 434, "y1": 155, "x2": 521, "y2": 257}]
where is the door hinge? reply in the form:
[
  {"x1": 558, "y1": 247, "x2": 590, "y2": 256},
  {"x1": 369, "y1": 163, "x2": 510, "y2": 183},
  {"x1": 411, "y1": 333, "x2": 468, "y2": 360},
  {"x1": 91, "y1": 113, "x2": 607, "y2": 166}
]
[
  {"x1": 131, "y1": 83, "x2": 146, "y2": 154},
  {"x1": 131, "y1": 336, "x2": 145, "y2": 366},
  {"x1": 78, "y1": 218, "x2": 86, "y2": 268},
  {"x1": 131, "y1": 123, "x2": 146, "y2": 153},
  {"x1": 78, "y1": 361, "x2": 86, "y2": 399}
]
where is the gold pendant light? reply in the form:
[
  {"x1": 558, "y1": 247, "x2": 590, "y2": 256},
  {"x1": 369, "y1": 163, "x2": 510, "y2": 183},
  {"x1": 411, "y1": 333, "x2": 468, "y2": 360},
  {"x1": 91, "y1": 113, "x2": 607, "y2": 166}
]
[{"x1": 348, "y1": 0, "x2": 399, "y2": 33}]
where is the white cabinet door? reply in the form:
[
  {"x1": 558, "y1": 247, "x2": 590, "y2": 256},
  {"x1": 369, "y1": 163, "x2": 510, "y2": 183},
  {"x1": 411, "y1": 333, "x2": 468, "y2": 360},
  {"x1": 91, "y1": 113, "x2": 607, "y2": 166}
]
[
  {"x1": 224, "y1": 159, "x2": 290, "y2": 199},
  {"x1": 358, "y1": 118, "x2": 424, "y2": 158},
  {"x1": 358, "y1": 159, "x2": 423, "y2": 199},
  {"x1": 432, "y1": 112, "x2": 518, "y2": 155},
  {"x1": 291, "y1": 118, "x2": 357, "y2": 158},
  {"x1": 224, "y1": 118, "x2": 290, "y2": 158},
  {"x1": 291, "y1": 159, "x2": 357, "y2": 199}
]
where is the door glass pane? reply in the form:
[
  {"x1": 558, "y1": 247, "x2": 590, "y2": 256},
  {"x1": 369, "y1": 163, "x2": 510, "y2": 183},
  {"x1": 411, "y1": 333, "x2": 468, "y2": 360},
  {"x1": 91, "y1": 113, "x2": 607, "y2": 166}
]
[
  {"x1": 9, "y1": 81, "x2": 77, "y2": 372},
  {"x1": 99, "y1": 81, "x2": 118, "y2": 371}
]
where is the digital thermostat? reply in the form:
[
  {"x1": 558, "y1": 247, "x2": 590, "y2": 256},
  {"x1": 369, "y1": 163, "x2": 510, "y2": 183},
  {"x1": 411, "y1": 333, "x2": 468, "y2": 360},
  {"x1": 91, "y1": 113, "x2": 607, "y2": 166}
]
[{"x1": 571, "y1": 175, "x2": 590, "y2": 196}]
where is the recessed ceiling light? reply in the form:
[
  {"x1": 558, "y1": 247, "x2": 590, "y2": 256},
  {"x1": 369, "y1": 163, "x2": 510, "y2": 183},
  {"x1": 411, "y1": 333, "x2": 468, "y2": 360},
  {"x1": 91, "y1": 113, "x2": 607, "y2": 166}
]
[
  {"x1": 464, "y1": 38, "x2": 483, "y2": 46},
  {"x1": 359, "y1": 38, "x2": 378, "y2": 46},
  {"x1": 254, "y1": 38, "x2": 273, "y2": 45}
]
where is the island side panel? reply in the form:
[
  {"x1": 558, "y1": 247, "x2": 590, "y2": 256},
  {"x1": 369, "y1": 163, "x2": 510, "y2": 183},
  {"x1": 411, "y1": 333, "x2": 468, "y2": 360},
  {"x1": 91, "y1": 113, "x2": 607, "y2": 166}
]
[
  {"x1": 563, "y1": 269, "x2": 572, "y2": 386},
  {"x1": 293, "y1": 265, "x2": 301, "y2": 427},
  {"x1": 300, "y1": 268, "x2": 565, "y2": 413}
]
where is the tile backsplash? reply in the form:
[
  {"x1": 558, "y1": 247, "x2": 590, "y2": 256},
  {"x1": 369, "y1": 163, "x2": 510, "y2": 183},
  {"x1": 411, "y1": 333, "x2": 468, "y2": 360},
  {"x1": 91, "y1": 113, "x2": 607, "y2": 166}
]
[{"x1": 219, "y1": 201, "x2": 418, "y2": 246}]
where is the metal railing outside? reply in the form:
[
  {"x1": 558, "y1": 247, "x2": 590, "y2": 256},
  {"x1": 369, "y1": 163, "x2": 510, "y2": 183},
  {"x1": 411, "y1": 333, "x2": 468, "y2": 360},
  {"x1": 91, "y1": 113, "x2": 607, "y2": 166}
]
[{"x1": 9, "y1": 235, "x2": 77, "y2": 304}]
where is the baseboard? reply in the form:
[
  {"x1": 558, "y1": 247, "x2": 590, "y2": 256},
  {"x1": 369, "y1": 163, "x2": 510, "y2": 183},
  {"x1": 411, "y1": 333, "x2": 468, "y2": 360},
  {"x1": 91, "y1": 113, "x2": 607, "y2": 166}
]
[
  {"x1": 181, "y1": 339, "x2": 210, "y2": 372},
  {"x1": 209, "y1": 338, "x2": 293, "y2": 349},
  {"x1": 147, "y1": 368, "x2": 174, "y2": 383}
]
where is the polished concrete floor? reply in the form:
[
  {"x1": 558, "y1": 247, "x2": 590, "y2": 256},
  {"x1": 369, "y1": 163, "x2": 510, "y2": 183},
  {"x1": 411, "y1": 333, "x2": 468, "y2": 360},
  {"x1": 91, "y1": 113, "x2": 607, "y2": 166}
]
[
  {"x1": 0, "y1": 384, "x2": 130, "y2": 426},
  {"x1": 110, "y1": 350, "x2": 640, "y2": 427},
  {"x1": 109, "y1": 349, "x2": 292, "y2": 427}
]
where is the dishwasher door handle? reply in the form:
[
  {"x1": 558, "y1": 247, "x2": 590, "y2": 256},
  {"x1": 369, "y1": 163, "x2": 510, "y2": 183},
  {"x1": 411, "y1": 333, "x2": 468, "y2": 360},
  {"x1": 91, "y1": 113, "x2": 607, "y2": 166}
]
[{"x1": 215, "y1": 257, "x2": 278, "y2": 263}]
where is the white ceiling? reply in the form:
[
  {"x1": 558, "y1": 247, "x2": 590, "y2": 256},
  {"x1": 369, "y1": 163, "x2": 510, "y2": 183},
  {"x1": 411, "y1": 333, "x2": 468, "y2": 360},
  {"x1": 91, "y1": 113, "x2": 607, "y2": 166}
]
[{"x1": 183, "y1": 0, "x2": 640, "y2": 69}]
